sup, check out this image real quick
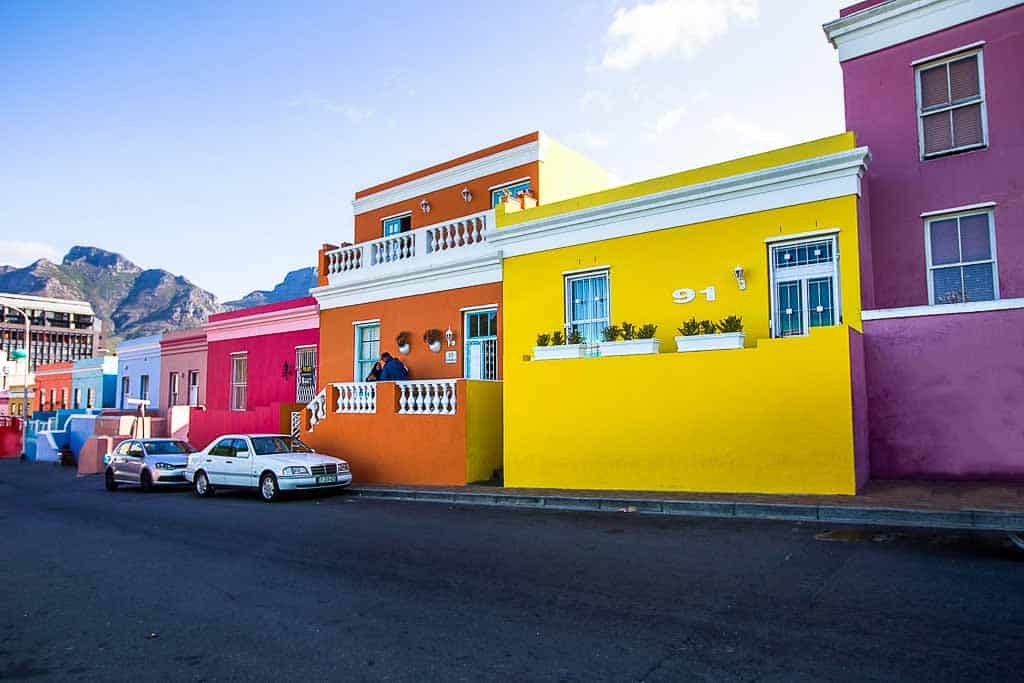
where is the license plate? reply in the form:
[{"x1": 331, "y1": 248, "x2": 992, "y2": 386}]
[{"x1": 316, "y1": 475, "x2": 337, "y2": 485}]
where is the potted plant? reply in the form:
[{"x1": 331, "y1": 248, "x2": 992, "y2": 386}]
[
  {"x1": 396, "y1": 331, "x2": 412, "y2": 355},
  {"x1": 423, "y1": 328, "x2": 443, "y2": 353},
  {"x1": 674, "y1": 315, "x2": 745, "y2": 353},
  {"x1": 532, "y1": 328, "x2": 587, "y2": 361},
  {"x1": 598, "y1": 321, "x2": 661, "y2": 357}
]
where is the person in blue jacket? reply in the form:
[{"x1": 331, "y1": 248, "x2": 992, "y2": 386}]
[{"x1": 377, "y1": 352, "x2": 409, "y2": 381}]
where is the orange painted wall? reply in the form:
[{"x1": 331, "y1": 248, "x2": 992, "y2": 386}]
[
  {"x1": 34, "y1": 362, "x2": 74, "y2": 411},
  {"x1": 318, "y1": 283, "x2": 502, "y2": 384},
  {"x1": 353, "y1": 161, "x2": 539, "y2": 244},
  {"x1": 302, "y1": 382, "x2": 469, "y2": 485}
]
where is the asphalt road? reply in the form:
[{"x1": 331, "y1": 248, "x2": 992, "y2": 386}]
[{"x1": 1, "y1": 461, "x2": 1022, "y2": 682}]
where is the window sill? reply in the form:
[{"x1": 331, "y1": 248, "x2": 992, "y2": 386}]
[
  {"x1": 863, "y1": 297, "x2": 1024, "y2": 320},
  {"x1": 921, "y1": 144, "x2": 987, "y2": 162}
]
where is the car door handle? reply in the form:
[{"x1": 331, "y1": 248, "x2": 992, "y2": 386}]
[
  {"x1": 205, "y1": 458, "x2": 212, "y2": 462},
  {"x1": 225, "y1": 460, "x2": 233, "y2": 464}
]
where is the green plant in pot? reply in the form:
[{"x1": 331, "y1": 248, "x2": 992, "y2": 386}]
[
  {"x1": 566, "y1": 328, "x2": 585, "y2": 345},
  {"x1": 698, "y1": 319, "x2": 717, "y2": 335},
  {"x1": 717, "y1": 315, "x2": 743, "y2": 333},
  {"x1": 536, "y1": 332, "x2": 551, "y2": 347},
  {"x1": 677, "y1": 318, "x2": 702, "y2": 336},
  {"x1": 636, "y1": 323, "x2": 658, "y2": 339},
  {"x1": 396, "y1": 331, "x2": 412, "y2": 355},
  {"x1": 601, "y1": 325, "x2": 622, "y2": 342},
  {"x1": 620, "y1": 322, "x2": 636, "y2": 341},
  {"x1": 423, "y1": 328, "x2": 443, "y2": 352},
  {"x1": 551, "y1": 330, "x2": 566, "y2": 346}
]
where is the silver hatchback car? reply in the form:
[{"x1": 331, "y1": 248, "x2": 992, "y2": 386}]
[{"x1": 104, "y1": 438, "x2": 198, "y2": 492}]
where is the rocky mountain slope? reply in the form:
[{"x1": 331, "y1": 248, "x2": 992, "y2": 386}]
[{"x1": 0, "y1": 246, "x2": 316, "y2": 348}]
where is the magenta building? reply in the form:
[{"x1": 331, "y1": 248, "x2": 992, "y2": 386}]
[
  {"x1": 826, "y1": 0, "x2": 1024, "y2": 479},
  {"x1": 188, "y1": 297, "x2": 319, "y2": 450}
]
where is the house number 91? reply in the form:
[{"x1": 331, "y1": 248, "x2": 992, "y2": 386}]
[{"x1": 671, "y1": 286, "x2": 716, "y2": 304}]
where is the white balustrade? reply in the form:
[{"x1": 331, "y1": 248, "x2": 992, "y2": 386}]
[
  {"x1": 334, "y1": 382, "x2": 377, "y2": 413},
  {"x1": 395, "y1": 380, "x2": 457, "y2": 416},
  {"x1": 306, "y1": 388, "x2": 328, "y2": 430},
  {"x1": 323, "y1": 210, "x2": 492, "y2": 279}
]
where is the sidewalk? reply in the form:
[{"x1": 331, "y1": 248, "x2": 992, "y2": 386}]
[{"x1": 348, "y1": 480, "x2": 1024, "y2": 531}]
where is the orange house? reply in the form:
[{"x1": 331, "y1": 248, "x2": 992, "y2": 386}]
[
  {"x1": 304, "y1": 132, "x2": 608, "y2": 485},
  {"x1": 34, "y1": 361, "x2": 74, "y2": 413}
]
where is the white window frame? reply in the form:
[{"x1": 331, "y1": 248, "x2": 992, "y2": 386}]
[
  {"x1": 187, "y1": 370, "x2": 200, "y2": 406},
  {"x1": 353, "y1": 323, "x2": 381, "y2": 382},
  {"x1": 230, "y1": 353, "x2": 247, "y2": 412},
  {"x1": 463, "y1": 307, "x2": 498, "y2": 380},
  {"x1": 768, "y1": 236, "x2": 842, "y2": 338},
  {"x1": 915, "y1": 46, "x2": 988, "y2": 160},
  {"x1": 564, "y1": 269, "x2": 611, "y2": 343},
  {"x1": 168, "y1": 372, "x2": 180, "y2": 407},
  {"x1": 924, "y1": 208, "x2": 999, "y2": 305}
]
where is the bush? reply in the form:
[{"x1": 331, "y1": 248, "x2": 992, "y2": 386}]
[
  {"x1": 601, "y1": 325, "x2": 621, "y2": 342},
  {"x1": 536, "y1": 333, "x2": 551, "y2": 347},
  {"x1": 717, "y1": 315, "x2": 743, "y2": 333},
  {"x1": 620, "y1": 322, "x2": 636, "y2": 341},
  {"x1": 698, "y1": 319, "x2": 717, "y2": 335},
  {"x1": 567, "y1": 328, "x2": 585, "y2": 345},
  {"x1": 677, "y1": 318, "x2": 702, "y2": 336},
  {"x1": 551, "y1": 330, "x2": 566, "y2": 346},
  {"x1": 636, "y1": 323, "x2": 658, "y2": 339}
]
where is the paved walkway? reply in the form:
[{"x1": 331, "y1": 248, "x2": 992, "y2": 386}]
[{"x1": 349, "y1": 480, "x2": 1024, "y2": 531}]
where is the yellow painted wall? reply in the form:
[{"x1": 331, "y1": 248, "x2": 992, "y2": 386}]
[
  {"x1": 504, "y1": 326, "x2": 858, "y2": 494},
  {"x1": 538, "y1": 134, "x2": 611, "y2": 206},
  {"x1": 464, "y1": 380, "x2": 503, "y2": 483}
]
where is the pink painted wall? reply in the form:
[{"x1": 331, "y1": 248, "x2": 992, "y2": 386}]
[
  {"x1": 187, "y1": 403, "x2": 293, "y2": 452},
  {"x1": 160, "y1": 329, "x2": 207, "y2": 410},
  {"x1": 206, "y1": 327, "x2": 318, "y2": 411},
  {"x1": 863, "y1": 307, "x2": 1024, "y2": 479},
  {"x1": 848, "y1": 328, "x2": 870, "y2": 490},
  {"x1": 840, "y1": 6, "x2": 1024, "y2": 308}
]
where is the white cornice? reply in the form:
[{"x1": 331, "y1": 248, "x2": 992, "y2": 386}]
[
  {"x1": 491, "y1": 148, "x2": 871, "y2": 258},
  {"x1": 312, "y1": 253, "x2": 502, "y2": 310},
  {"x1": 352, "y1": 141, "x2": 542, "y2": 215},
  {"x1": 116, "y1": 341, "x2": 162, "y2": 358},
  {"x1": 823, "y1": 0, "x2": 1022, "y2": 62},
  {"x1": 862, "y1": 297, "x2": 1024, "y2": 319}
]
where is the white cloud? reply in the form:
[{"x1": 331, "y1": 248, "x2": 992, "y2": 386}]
[
  {"x1": 602, "y1": 0, "x2": 759, "y2": 71},
  {"x1": 287, "y1": 91, "x2": 373, "y2": 123},
  {"x1": 653, "y1": 106, "x2": 687, "y2": 133},
  {"x1": 709, "y1": 113, "x2": 788, "y2": 151},
  {"x1": 580, "y1": 90, "x2": 613, "y2": 112},
  {"x1": 0, "y1": 240, "x2": 61, "y2": 267}
]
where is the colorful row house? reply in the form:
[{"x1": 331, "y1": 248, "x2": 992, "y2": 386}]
[
  {"x1": 116, "y1": 334, "x2": 162, "y2": 412},
  {"x1": 34, "y1": 362, "x2": 74, "y2": 413},
  {"x1": 186, "y1": 297, "x2": 319, "y2": 450},
  {"x1": 824, "y1": 0, "x2": 1024, "y2": 479},
  {"x1": 71, "y1": 356, "x2": 118, "y2": 411},
  {"x1": 160, "y1": 328, "x2": 207, "y2": 440},
  {"x1": 302, "y1": 132, "x2": 610, "y2": 484}
]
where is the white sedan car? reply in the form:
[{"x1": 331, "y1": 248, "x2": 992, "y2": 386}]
[{"x1": 184, "y1": 434, "x2": 352, "y2": 502}]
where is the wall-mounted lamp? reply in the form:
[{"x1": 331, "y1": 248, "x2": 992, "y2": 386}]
[
  {"x1": 733, "y1": 265, "x2": 747, "y2": 291},
  {"x1": 445, "y1": 326, "x2": 456, "y2": 347},
  {"x1": 282, "y1": 361, "x2": 290, "y2": 378},
  {"x1": 460, "y1": 187, "x2": 472, "y2": 203},
  {"x1": 420, "y1": 199, "x2": 432, "y2": 214}
]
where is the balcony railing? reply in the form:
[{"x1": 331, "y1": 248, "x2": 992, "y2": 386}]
[
  {"x1": 396, "y1": 380, "x2": 457, "y2": 416},
  {"x1": 334, "y1": 382, "x2": 377, "y2": 413},
  {"x1": 323, "y1": 210, "x2": 494, "y2": 280}
]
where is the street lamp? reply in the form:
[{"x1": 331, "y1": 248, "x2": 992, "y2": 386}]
[{"x1": 1, "y1": 299, "x2": 32, "y2": 459}]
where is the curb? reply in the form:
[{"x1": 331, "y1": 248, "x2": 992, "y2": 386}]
[{"x1": 348, "y1": 487, "x2": 1024, "y2": 532}]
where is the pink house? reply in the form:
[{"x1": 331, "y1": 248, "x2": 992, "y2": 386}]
[
  {"x1": 160, "y1": 327, "x2": 208, "y2": 443},
  {"x1": 188, "y1": 298, "x2": 319, "y2": 449},
  {"x1": 825, "y1": 0, "x2": 1024, "y2": 479}
]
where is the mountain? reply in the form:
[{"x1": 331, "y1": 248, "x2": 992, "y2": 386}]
[
  {"x1": 0, "y1": 246, "x2": 222, "y2": 348},
  {"x1": 224, "y1": 267, "x2": 317, "y2": 310}
]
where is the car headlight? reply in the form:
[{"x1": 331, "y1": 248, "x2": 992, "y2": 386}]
[
  {"x1": 154, "y1": 462, "x2": 174, "y2": 470},
  {"x1": 283, "y1": 466, "x2": 309, "y2": 476},
  {"x1": 338, "y1": 463, "x2": 350, "y2": 473}
]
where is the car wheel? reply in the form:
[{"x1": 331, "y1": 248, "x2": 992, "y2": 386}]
[
  {"x1": 140, "y1": 469, "x2": 154, "y2": 493},
  {"x1": 104, "y1": 469, "x2": 118, "y2": 491},
  {"x1": 259, "y1": 473, "x2": 279, "y2": 503},
  {"x1": 194, "y1": 471, "x2": 214, "y2": 498}
]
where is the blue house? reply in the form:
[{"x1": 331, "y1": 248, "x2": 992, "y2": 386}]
[
  {"x1": 115, "y1": 335, "x2": 162, "y2": 413},
  {"x1": 71, "y1": 355, "x2": 118, "y2": 410}
]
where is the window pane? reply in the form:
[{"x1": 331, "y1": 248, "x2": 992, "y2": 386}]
[
  {"x1": 487, "y1": 311, "x2": 497, "y2": 336},
  {"x1": 959, "y1": 213, "x2": 991, "y2": 261},
  {"x1": 923, "y1": 111, "x2": 953, "y2": 154},
  {"x1": 773, "y1": 240, "x2": 833, "y2": 268},
  {"x1": 567, "y1": 273, "x2": 609, "y2": 343},
  {"x1": 929, "y1": 218, "x2": 960, "y2": 265},
  {"x1": 962, "y1": 263, "x2": 996, "y2": 302},
  {"x1": 948, "y1": 56, "x2": 980, "y2": 102},
  {"x1": 952, "y1": 103, "x2": 983, "y2": 147},
  {"x1": 807, "y1": 278, "x2": 835, "y2": 328},
  {"x1": 776, "y1": 281, "x2": 803, "y2": 337},
  {"x1": 932, "y1": 266, "x2": 964, "y2": 304},
  {"x1": 919, "y1": 64, "x2": 949, "y2": 109}
]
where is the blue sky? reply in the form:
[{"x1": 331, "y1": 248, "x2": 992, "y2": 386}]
[{"x1": 0, "y1": 0, "x2": 850, "y2": 300}]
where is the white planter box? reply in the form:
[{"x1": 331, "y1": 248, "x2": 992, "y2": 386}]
[
  {"x1": 674, "y1": 332, "x2": 745, "y2": 353},
  {"x1": 598, "y1": 338, "x2": 661, "y2": 357},
  {"x1": 532, "y1": 345, "x2": 586, "y2": 361}
]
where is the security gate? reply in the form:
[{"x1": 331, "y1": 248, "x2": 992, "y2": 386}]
[{"x1": 296, "y1": 346, "x2": 317, "y2": 403}]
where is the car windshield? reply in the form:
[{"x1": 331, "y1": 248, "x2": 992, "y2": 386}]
[
  {"x1": 251, "y1": 436, "x2": 313, "y2": 455},
  {"x1": 143, "y1": 440, "x2": 196, "y2": 455}
]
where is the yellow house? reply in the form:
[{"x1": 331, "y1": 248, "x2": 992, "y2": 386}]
[{"x1": 492, "y1": 133, "x2": 872, "y2": 495}]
